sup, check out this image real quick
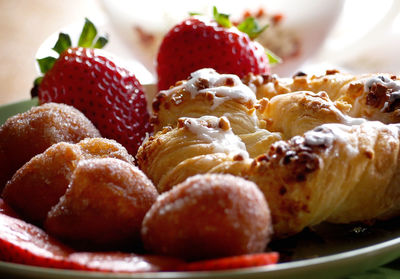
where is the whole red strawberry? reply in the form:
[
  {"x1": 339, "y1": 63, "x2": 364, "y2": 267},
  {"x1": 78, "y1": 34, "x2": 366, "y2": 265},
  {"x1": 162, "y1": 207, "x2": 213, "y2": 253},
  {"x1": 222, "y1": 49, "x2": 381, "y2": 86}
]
[
  {"x1": 157, "y1": 7, "x2": 279, "y2": 90},
  {"x1": 32, "y1": 19, "x2": 151, "y2": 156}
]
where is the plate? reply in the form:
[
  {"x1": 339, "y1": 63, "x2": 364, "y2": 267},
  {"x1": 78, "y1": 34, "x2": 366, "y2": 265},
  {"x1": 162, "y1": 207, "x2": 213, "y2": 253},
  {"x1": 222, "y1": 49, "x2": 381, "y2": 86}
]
[{"x1": 1, "y1": 99, "x2": 400, "y2": 279}]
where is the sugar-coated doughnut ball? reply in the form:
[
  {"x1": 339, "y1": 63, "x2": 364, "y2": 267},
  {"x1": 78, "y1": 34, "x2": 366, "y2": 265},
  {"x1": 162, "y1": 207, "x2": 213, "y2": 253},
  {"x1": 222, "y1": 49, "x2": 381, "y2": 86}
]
[
  {"x1": 141, "y1": 174, "x2": 272, "y2": 260},
  {"x1": 2, "y1": 138, "x2": 134, "y2": 226},
  {"x1": 2, "y1": 142, "x2": 81, "y2": 225},
  {"x1": 0, "y1": 103, "x2": 100, "y2": 190},
  {"x1": 45, "y1": 158, "x2": 158, "y2": 250}
]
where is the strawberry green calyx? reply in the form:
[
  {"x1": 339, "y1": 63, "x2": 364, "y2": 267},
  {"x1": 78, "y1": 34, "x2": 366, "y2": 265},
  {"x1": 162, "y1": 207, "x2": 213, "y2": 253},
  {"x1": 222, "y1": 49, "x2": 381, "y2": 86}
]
[
  {"x1": 265, "y1": 49, "x2": 282, "y2": 65},
  {"x1": 213, "y1": 6, "x2": 232, "y2": 28},
  {"x1": 78, "y1": 18, "x2": 108, "y2": 48},
  {"x1": 209, "y1": 7, "x2": 280, "y2": 66},
  {"x1": 237, "y1": 17, "x2": 268, "y2": 40},
  {"x1": 33, "y1": 18, "x2": 108, "y2": 90}
]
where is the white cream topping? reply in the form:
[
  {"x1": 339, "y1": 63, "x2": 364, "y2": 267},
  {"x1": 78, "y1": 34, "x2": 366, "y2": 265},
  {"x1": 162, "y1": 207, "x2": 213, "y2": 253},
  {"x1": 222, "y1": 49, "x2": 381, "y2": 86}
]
[
  {"x1": 181, "y1": 115, "x2": 249, "y2": 159},
  {"x1": 161, "y1": 68, "x2": 257, "y2": 110}
]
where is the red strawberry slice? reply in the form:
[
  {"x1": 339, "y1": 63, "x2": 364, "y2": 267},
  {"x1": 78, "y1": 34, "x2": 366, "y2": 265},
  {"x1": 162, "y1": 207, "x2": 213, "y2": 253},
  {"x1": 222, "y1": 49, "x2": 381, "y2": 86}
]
[
  {"x1": 0, "y1": 212, "x2": 76, "y2": 269},
  {"x1": 157, "y1": 7, "x2": 276, "y2": 90},
  {"x1": 0, "y1": 211, "x2": 277, "y2": 273},
  {"x1": 0, "y1": 212, "x2": 184, "y2": 272},
  {"x1": 33, "y1": 19, "x2": 151, "y2": 156},
  {"x1": 177, "y1": 252, "x2": 279, "y2": 271},
  {"x1": 68, "y1": 252, "x2": 184, "y2": 273}
]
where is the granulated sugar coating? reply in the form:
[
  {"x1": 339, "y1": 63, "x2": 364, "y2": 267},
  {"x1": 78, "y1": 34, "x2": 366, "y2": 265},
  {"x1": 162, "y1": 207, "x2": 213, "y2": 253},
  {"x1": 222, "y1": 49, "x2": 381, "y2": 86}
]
[
  {"x1": 45, "y1": 158, "x2": 158, "y2": 251},
  {"x1": 2, "y1": 138, "x2": 134, "y2": 226},
  {"x1": 141, "y1": 174, "x2": 272, "y2": 260},
  {"x1": 0, "y1": 103, "x2": 100, "y2": 190}
]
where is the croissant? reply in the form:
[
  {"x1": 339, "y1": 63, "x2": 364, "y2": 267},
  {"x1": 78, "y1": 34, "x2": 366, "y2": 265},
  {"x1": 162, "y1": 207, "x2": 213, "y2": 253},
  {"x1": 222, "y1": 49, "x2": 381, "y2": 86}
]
[
  {"x1": 244, "y1": 70, "x2": 400, "y2": 124},
  {"x1": 137, "y1": 68, "x2": 400, "y2": 238}
]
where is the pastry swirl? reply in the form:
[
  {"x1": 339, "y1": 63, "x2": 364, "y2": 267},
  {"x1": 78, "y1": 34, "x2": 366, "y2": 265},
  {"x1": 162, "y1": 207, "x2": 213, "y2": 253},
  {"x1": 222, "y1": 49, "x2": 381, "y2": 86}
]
[{"x1": 138, "y1": 68, "x2": 400, "y2": 237}]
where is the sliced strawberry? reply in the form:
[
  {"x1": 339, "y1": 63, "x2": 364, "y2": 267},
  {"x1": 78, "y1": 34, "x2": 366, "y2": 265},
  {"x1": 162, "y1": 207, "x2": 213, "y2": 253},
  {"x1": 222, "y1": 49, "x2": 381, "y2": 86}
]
[
  {"x1": 33, "y1": 18, "x2": 151, "y2": 156},
  {"x1": 177, "y1": 252, "x2": 279, "y2": 271},
  {"x1": 156, "y1": 7, "x2": 276, "y2": 90},
  {"x1": 68, "y1": 252, "x2": 184, "y2": 273},
  {"x1": 0, "y1": 212, "x2": 277, "y2": 273},
  {"x1": 0, "y1": 212, "x2": 184, "y2": 272},
  {"x1": 0, "y1": 213, "x2": 76, "y2": 269}
]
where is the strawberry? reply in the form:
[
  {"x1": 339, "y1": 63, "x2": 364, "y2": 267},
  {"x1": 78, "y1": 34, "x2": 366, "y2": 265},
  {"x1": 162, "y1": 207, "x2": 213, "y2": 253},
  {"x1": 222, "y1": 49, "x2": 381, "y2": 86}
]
[
  {"x1": 68, "y1": 252, "x2": 184, "y2": 273},
  {"x1": 0, "y1": 212, "x2": 76, "y2": 269},
  {"x1": 156, "y1": 7, "x2": 280, "y2": 90},
  {"x1": 177, "y1": 252, "x2": 279, "y2": 271},
  {"x1": 0, "y1": 212, "x2": 184, "y2": 272},
  {"x1": 0, "y1": 211, "x2": 277, "y2": 273},
  {"x1": 32, "y1": 18, "x2": 151, "y2": 156}
]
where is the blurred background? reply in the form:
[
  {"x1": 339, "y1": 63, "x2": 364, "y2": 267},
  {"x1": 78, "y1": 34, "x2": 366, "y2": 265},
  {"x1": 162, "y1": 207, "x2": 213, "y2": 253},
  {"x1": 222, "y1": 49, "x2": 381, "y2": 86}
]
[{"x1": 0, "y1": 0, "x2": 399, "y2": 105}]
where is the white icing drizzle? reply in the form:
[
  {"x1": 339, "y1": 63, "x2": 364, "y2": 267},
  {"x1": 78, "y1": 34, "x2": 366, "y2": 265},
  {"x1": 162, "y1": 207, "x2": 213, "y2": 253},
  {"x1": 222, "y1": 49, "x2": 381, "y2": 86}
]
[
  {"x1": 161, "y1": 68, "x2": 257, "y2": 110},
  {"x1": 305, "y1": 121, "x2": 400, "y2": 159},
  {"x1": 304, "y1": 124, "x2": 358, "y2": 157},
  {"x1": 304, "y1": 128, "x2": 335, "y2": 147},
  {"x1": 182, "y1": 115, "x2": 249, "y2": 159},
  {"x1": 363, "y1": 75, "x2": 400, "y2": 112},
  {"x1": 307, "y1": 91, "x2": 367, "y2": 126}
]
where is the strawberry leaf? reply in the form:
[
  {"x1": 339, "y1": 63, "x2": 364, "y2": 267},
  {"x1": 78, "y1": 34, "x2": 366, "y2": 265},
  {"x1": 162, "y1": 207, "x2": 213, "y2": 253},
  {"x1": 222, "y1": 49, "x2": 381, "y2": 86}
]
[
  {"x1": 93, "y1": 35, "x2": 109, "y2": 49},
  {"x1": 189, "y1": 12, "x2": 202, "y2": 16},
  {"x1": 265, "y1": 49, "x2": 282, "y2": 66},
  {"x1": 213, "y1": 6, "x2": 232, "y2": 28},
  {"x1": 37, "y1": 57, "x2": 57, "y2": 74},
  {"x1": 238, "y1": 17, "x2": 268, "y2": 39},
  {"x1": 78, "y1": 18, "x2": 98, "y2": 48},
  {"x1": 52, "y1": 33, "x2": 72, "y2": 55},
  {"x1": 33, "y1": 77, "x2": 43, "y2": 87}
]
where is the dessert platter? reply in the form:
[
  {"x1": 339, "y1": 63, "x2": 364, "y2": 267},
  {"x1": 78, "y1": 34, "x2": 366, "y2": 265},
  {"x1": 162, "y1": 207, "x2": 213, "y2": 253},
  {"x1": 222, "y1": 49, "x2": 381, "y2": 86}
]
[{"x1": 1, "y1": 6, "x2": 400, "y2": 279}]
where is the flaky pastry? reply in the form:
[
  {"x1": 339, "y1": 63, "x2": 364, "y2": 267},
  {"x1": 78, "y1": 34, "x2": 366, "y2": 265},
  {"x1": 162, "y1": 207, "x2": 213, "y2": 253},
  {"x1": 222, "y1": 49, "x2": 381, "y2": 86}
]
[{"x1": 137, "y1": 68, "x2": 400, "y2": 237}]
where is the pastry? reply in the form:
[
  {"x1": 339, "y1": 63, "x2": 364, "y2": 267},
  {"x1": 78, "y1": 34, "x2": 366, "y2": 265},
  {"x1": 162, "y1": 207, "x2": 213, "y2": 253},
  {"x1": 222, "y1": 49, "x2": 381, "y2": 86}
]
[
  {"x1": 138, "y1": 68, "x2": 400, "y2": 238},
  {"x1": 0, "y1": 103, "x2": 101, "y2": 190},
  {"x1": 45, "y1": 158, "x2": 158, "y2": 250},
  {"x1": 141, "y1": 174, "x2": 272, "y2": 260},
  {"x1": 2, "y1": 138, "x2": 134, "y2": 225}
]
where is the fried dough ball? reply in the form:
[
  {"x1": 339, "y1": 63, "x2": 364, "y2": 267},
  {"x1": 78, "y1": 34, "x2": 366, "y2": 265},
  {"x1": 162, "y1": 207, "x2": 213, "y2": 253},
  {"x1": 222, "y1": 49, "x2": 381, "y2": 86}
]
[
  {"x1": 45, "y1": 158, "x2": 158, "y2": 250},
  {"x1": 0, "y1": 103, "x2": 101, "y2": 190},
  {"x1": 141, "y1": 174, "x2": 272, "y2": 260},
  {"x1": 2, "y1": 138, "x2": 134, "y2": 225}
]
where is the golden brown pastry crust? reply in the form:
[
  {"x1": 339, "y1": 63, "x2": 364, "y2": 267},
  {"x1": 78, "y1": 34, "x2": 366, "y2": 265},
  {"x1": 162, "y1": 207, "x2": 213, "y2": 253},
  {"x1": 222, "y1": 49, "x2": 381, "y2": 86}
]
[
  {"x1": 138, "y1": 68, "x2": 400, "y2": 238},
  {"x1": 247, "y1": 70, "x2": 400, "y2": 123}
]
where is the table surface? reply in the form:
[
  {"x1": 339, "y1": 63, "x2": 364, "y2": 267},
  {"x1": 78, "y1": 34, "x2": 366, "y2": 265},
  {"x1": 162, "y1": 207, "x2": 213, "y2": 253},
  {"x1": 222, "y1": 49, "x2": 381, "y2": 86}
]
[{"x1": 0, "y1": 0, "x2": 103, "y2": 105}]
